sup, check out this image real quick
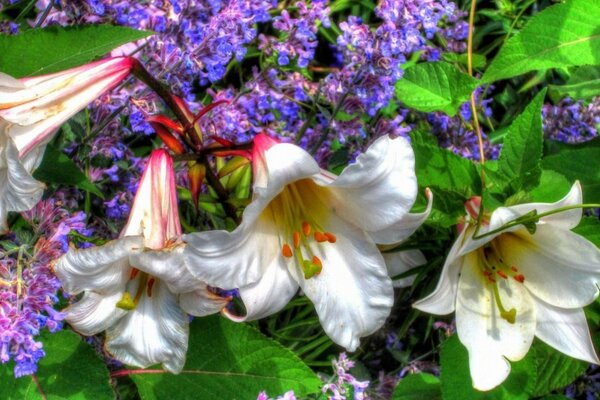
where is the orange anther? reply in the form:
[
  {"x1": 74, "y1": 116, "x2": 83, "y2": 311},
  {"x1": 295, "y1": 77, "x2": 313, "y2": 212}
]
[
  {"x1": 497, "y1": 270, "x2": 508, "y2": 279},
  {"x1": 324, "y1": 232, "x2": 337, "y2": 243},
  {"x1": 312, "y1": 256, "x2": 323, "y2": 275},
  {"x1": 314, "y1": 232, "x2": 328, "y2": 243},
  {"x1": 514, "y1": 274, "x2": 525, "y2": 283},
  {"x1": 147, "y1": 278, "x2": 156, "y2": 297},
  {"x1": 511, "y1": 266, "x2": 518, "y2": 272},
  {"x1": 282, "y1": 244, "x2": 293, "y2": 258},
  {"x1": 130, "y1": 268, "x2": 139, "y2": 280},
  {"x1": 293, "y1": 231, "x2": 301, "y2": 248},
  {"x1": 302, "y1": 221, "x2": 311, "y2": 236}
]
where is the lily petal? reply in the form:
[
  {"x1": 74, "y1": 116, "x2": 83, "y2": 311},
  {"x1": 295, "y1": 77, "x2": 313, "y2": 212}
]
[
  {"x1": 369, "y1": 188, "x2": 433, "y2": 245},
  {"x1": 223, "y1": 258, "x2": 299, "y2": 322},
  {"x1": 55, "y1": 236, "x2": 144, "y2": 294},
  {"x1": 106, "y1": 280, "x2": 189, "y2": 373},
  {"x1": 499, "y1": 228, "x2": 600, "y2": 308},
  {"x1": 179, "y1": 284, "x2": 230, "y2": 317},
  {"x1": 533, "y1": 296, "x2": 600, "y2": 365},
  {"x1": 65, "y1": 291, "x2": 128, "y2": 336},
  {"x1": 129, "y1": 245, "x2": 201, "y2": 294},
  {"x1": 413, "y1": 228, "x2": 469, "y2": 315},
  {"x1": 184, "y1": 210, "x2": 281, "y2": 289},
  {"x1": 490, "y1": 182, "x2": 583, "y2": 231},
  {"x1": 317, "y1": 135, "x2": 418, "y2": 233},
  {"x1": 295, "y1": 215, "x2": 393, "y2": 351},
  {"x1": 383, "y1": 249, "x2": 426, "y2": 288},
  {"x1": 456, "y1": 252, "x2": 536, "y2": 390},
  {"x1": 0, "y1": 136, "x2": 45, "y2": 232}
]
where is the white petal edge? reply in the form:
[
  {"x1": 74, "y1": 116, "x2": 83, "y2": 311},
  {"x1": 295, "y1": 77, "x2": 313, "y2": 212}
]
[
  {"x1": 65, "y1": 291, "x2": 128, "y2": 336},
  {"x1": 223, "y1": 257, "x2": 299, "y2": 322},
  {"x1": 179, "y1": 284, "x2": 229, "y2": 317},
  {"x1": 106, "y1": 280, "x2": 189, "y2": 373},
  {"x1": 383, "y1": 249, "x2": 426, "y2": 288},
  {"x1": 55, "y1": 236, "x2": 144, "y2": 294},
  {"x1": 369, "y1": 188, "x2": 433, "y2": 245},
  {"x1": 317, "y1": 135, "x2": 418, "y2": 233},
  {"x1": 534, "y1": 296, "x2": 600, "y2": 365}
]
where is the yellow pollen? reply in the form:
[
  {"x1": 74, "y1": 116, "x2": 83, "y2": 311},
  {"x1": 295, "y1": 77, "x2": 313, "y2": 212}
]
[
  {"x1": 302, "y1": 221, "x2": 311, "y2": 236},
  {"x1": 116, "y1": 292, "x2": 136, "y2": 311},
  {"x1": 282, "y1": 244, "x2": 293, "y2": 258}
]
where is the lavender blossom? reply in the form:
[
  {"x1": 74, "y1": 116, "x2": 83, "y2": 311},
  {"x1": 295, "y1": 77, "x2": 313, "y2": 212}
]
[
  {"x1": 543, "y1": 97, "x2": 599, "y2": 143},
  {"x1": 322, "y1": 353, "x2": 370, "y2": 400}
]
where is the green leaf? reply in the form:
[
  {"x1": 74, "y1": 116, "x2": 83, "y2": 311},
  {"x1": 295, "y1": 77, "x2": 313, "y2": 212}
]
[
  {"x1": 130, "y1": 316, "x2": 321, "y2": 399},
  {"x1": 529, "y1": 170, "x2": 571, "y2": 202},
  {"x1": 440, "y1": 335, "x2": 537, "y2": 400},
  {"x1": 573, "y1": 217, "x2": 600, "y2": 248},
  {"x1": 392, "y1": 373, "x2": 441, "y2": 400},
  {"x1": 541, "y1": 137, "x2": 600, "y2": 203},
  {"x1": 0, "y1": 25, "x2": 152, "y2": 78},
  {"x1": 483, "y1": 0, "x2": 600, "y2": 82},
  {"x1": 530, "y1": 341, "x2": 587, "y2": 397},
  {"x1": 395, "y1": 62, "x2": 480, "y2": 116},
  {"x1": 550, "y1": 65, "x2": 600, "y2": 100},
  {"x1": 32, "y1": 145, "x2": 104, "y2": 199},
  {"x1": 442, "y1": 52, "x2": 487, "y2": 69},
  {"x1": 0, "y1": 330, "x2": 113, "y2": 400},
  {"x1": 495, "y1": 89, "x2": 547, "y2": 195},
  {"x1": 410, "y1": 131, "x2": 481, "y2": 197}
]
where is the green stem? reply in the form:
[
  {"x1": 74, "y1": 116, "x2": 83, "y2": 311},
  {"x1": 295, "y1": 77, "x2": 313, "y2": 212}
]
[{"x1": 472, "y1": 203, "x2": 600, "y2": 240}]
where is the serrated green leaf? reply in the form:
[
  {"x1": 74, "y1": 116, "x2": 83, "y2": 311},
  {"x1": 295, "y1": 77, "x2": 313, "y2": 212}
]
[
  {"x1": 550, "y1": 65, "x2": 600, "y2": 100},
  {"x1": 410, "y1": 131, "x2": 481, "y2": 196},
  {"x1": 0, "y1": 330, "x2": 113, "y2": 400},
  {"x1": 32, "y1": 145, "x2": 104, "y2": 199},
  {"x1": 530, "y1": 340, "x2": 587, "y2": 397},
  {"x1": 440, "y1": 335, "x2": 536, "y2": 400},
  {"x1": 392, "y1": 373, "x2": 441, "y2": 400},
  {"x1": 0, "y1": 25, "x2": 152, "y2": 78},
  {"x1": 395, "y1": 62, "x2": 480, "y2": 116},
  {"x1": 129, "y1": 316, "x2": 321, "y2": 400},
  {"x1": 483, "y1": 0, "x2": 600, "y2": 82},
  {"x1": 495, "y1": 89, "x2": 547, "y2": 195},
  {"x1": 541, "y1": 137, "x2": 600, "y2": 203},
  {"x1": 442, "y1": 53, "x2": 487, "y2": 69}
]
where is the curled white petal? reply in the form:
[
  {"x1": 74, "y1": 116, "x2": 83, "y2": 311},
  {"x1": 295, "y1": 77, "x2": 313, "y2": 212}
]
[
  {"x1": 383, "y1": 249, "x2": 426, "y2": 288},
  {"x1": 106, "y1": 280, "x2": 189, "y2": 373}
]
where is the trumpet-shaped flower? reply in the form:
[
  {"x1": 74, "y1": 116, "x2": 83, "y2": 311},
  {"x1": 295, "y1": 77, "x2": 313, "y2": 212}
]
[
  {"x1": 414, "y1": 182, "x2": 600, "y2": 391},
  {"x1": 184, "y1": 134, "x2": 430, "y2": 350},
  {"x1": 55, "y1": 149, "x2": 227, "y2": 372},
  {"x1": 0, "y1": 57, "x2": 132, "y2": 231}
]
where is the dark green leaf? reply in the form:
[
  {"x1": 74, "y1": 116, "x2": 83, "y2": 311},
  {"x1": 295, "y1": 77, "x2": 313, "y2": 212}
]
[
  {"x1": 392, "y1": 373, "x2": 441, "y2": 400},
  {"x1": 530, "y1": 341, "x2": 587, "y2": 397},
  {"x1": 130, "y1": 316, "x2": 321, "y2": 400},
  {"x1": 542, "y1": 137, "x2": 600, "y2": 203},
  {"x1": 0, "y1": 25, "x2": 152, "y2": 78},
  {"x1": 550, "y1": 65, "x2": 600, "y2": 100},
  {"x1": 440, "y1": 335, "x2": 536, "y2": 400},
  {"x1": 495, "y1": 89, "x2": 547, "y2": 194},
  {"x1": 395, "y1": 62, "x2": 480, "y2": 116},
  {"x1": 32, "y1": 145, "x2": 104, "y2": 198},
  {"x1": 0, "y1": 330, "x2": 113, "y2": 400},
  {"x1": 483, "y1": 0, "x2": 600, "y2": 82}
]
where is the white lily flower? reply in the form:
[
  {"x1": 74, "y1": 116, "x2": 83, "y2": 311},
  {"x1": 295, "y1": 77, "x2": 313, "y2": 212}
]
[
  {"x1": 0, "y1": 57, "x2": 132, "y2": 231},
  {"x1": 55, "y1": 149, "x2": 227, "y2": 373},
  {"x1": 414, "y1": 182, "x2": 600, "y2": 391},
  {"x1": 184, "y1": 133, "x2": 431, "y2": 351}
]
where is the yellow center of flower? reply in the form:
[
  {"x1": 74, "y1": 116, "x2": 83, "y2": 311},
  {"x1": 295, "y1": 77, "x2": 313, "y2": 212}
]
[
  {"x1": 479, "y1": 239, "x2": 525, "y2": 324},
  {"x1": 266, "y1": 179, "x2": 336, "y2": 280},
  {"x1": 116, "y1": 269, "x2": 156, "y2": 311}
]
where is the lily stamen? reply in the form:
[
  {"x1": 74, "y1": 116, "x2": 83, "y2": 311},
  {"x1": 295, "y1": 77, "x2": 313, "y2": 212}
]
[{"x1": 491, "y1": 282, "x2": 517, "y2": 324}]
